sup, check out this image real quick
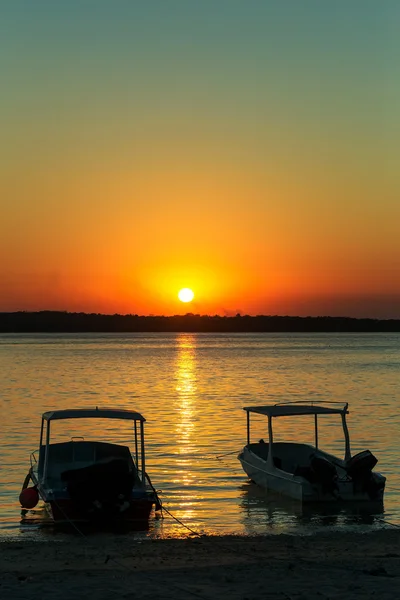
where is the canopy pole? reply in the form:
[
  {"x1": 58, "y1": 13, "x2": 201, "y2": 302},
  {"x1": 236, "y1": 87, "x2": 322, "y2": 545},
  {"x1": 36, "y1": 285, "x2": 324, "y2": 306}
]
[
  {"x1": 314, "y1": 414, "x2": 318, "y2": 449},
  {"x1": 247, "y1": 411, "x2": 250, "y2": 445},
  {"x1": 267, "y1": 415, "x2": 274, "y2": 467},
  {"x1": 134, "y1": 420, "x2": 139, "y2": 466},
  {"x1": 39, "y1": 418, "x2": 44, "y2": 448},
  {"x1": 43, "y1": 421, "x2": 51, "y2": 482},
  {"x1": 342, "y1": 413, "x2": 351, "y2": 460},
  {"x1": 140, "y1": 421, "x2": 146, "y2": 486}
]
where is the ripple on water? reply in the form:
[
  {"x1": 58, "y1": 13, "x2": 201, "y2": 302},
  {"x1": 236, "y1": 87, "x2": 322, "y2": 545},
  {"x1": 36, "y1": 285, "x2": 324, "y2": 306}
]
[{"x1": 1, "y1": 332, "x2": 399, "y2": 539}]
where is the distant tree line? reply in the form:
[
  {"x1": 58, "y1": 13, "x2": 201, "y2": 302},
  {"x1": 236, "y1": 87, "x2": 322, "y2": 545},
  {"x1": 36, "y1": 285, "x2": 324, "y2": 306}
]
[{"x1": 0, "y1": 311, "x2": 400, "y2": 333}]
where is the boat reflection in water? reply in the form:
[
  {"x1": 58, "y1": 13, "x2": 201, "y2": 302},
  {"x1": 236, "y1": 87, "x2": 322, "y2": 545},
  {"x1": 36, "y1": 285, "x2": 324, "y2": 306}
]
[
  {"x1": 239, "y1": 482, "x2": 385, "y2": 535},
  {"x1": 20, "y1": 505, "x2": 53, "y2": 528},
  {"x1": 20, "y1": 504, "x2": 153, "y2": 534}
]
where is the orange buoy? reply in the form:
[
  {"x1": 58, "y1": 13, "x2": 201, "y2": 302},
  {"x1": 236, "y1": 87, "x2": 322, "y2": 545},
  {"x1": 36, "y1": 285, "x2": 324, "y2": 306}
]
[{"x1": 19, "y1": 487, "x2": 39, "y2": 509}]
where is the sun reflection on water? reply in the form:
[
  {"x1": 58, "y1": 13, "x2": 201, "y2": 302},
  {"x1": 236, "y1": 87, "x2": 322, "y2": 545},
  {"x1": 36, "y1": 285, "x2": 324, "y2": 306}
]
[{"x1": 173, "y1": 334, "x2": 198, "y2": 518}]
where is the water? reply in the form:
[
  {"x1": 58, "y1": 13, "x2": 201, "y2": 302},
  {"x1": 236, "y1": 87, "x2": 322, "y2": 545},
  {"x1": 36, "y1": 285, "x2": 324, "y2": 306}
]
[{"x1": 1, "y1": 332, "x2": 399, "y2": 539}]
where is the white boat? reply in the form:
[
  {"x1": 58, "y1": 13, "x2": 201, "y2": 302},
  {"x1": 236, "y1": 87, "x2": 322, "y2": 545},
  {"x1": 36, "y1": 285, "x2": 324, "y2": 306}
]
[
  {"x1": 238, "y1": 402, "x2": 386, "y2": 503},
  {"x1": 20, "y1": 408, "x2": 161, "y2": 526}
]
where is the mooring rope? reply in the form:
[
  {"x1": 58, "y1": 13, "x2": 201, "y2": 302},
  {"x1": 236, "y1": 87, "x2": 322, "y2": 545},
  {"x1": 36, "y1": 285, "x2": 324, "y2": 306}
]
[
  {"x1": 377, "y1": 518, "x2": 400, "y2": 529},
  {"x1": 216, "y1": 450, "x2": 239, "y2": 459},
  {"x1": 52, "y1": 498, "x2": 210, "y2": 600},
  {"x1": 144, "y1": 471, "x2": 204, "y2": 536},
  {"x1": 160, "y1": 505, "x2": 203, "y2": 537}
]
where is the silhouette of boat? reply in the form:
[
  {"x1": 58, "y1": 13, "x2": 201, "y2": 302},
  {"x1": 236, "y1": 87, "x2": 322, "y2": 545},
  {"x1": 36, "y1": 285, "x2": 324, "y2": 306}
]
[
  {"x1": 238, "y1": 402, "x2": 386, "y2": 503},
  {"x1": 20, "y1": 408, "x2": 161, "y2": 526}
]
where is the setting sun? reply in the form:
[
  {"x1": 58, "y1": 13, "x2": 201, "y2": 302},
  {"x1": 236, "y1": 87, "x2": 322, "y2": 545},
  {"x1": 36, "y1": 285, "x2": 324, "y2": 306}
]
[{"x1": 178, "y1": 288, "x2": 194, "y2": 303}]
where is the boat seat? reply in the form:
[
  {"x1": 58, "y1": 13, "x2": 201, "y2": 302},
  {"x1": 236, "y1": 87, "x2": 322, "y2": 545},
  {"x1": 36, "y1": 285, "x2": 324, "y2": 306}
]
[{"x1": 248, "y1": 442, "x2": 320, "y2": 475}]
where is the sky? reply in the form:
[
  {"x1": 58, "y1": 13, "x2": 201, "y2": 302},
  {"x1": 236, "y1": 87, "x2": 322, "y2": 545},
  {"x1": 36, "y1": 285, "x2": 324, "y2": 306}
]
[{"x1": 1, "y1": 1, "x2": 399, "y2": 318}]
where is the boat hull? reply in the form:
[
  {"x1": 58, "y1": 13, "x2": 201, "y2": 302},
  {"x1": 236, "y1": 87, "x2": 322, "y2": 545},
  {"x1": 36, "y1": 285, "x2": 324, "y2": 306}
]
[
  {"x1": 48, "y1": 496, "x2": 154, "y2": 525},
  {"x1": 238, "y1": 447, "x2": 386, "y2": 503},
  {"x1": 29, "y1": 468, "x2": 156, "y2": 527}
]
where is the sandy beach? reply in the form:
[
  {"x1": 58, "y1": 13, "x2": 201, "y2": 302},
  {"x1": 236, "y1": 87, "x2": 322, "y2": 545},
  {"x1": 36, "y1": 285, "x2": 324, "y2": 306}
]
[{"x1": 1, "y1": 529, "x2": 399, "y2": 599}]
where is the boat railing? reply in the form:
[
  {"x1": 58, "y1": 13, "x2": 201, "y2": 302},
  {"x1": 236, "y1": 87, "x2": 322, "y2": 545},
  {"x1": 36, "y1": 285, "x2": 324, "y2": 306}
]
[{"x1": 30, "y1": 450, "x2": 38, "y2": 469}]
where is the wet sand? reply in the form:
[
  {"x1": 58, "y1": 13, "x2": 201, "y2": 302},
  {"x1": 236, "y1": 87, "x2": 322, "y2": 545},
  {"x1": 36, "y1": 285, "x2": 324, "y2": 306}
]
[{"x1": 1, "y1": 530, "x2": 399, "y2": 599}]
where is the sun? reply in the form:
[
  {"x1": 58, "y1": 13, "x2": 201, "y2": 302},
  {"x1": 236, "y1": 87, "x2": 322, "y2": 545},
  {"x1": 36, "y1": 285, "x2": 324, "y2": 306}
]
[{"x1": 178, "y1": 288, "x2": 194, "y2": 303}]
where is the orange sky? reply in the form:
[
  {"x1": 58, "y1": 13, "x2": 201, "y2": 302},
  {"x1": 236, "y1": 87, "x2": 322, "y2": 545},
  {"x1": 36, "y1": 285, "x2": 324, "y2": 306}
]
[{"x1": 1, "y1": 2, "x2": 399, "y2": 318}]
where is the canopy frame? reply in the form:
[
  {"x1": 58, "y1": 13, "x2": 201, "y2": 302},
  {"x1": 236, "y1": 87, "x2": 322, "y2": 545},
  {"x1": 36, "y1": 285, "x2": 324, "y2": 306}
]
[
  {"x1": 42, "y1": 408, "x2": 145, "y2": 422},
  {"x1": 38, "y1": 407, "x2": 147, "y2": 486},
  {"x1": 244, "y1": 401, "x2": 351, "y2": 462}
]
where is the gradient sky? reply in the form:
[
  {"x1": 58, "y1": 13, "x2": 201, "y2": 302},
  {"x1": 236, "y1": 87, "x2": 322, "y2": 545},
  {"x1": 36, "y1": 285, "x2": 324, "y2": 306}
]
[{"x1": 1, "y1": 1, "x2": 399, "y2": 318}]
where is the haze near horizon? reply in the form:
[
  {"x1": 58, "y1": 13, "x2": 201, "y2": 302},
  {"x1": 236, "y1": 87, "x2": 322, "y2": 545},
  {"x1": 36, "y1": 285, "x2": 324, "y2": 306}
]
[{"x1": 1, "y1": 1, "x2": 399, "y2": 319}]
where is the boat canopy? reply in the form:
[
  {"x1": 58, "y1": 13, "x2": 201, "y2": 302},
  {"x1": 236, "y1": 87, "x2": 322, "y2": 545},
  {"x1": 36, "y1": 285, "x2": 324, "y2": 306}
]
[
  {"x1": 42, "y1": 408, "x2": 146, "y2": 422},
  {"x1": 243, "y1": 403, "x2": 348, "y2": 417}
]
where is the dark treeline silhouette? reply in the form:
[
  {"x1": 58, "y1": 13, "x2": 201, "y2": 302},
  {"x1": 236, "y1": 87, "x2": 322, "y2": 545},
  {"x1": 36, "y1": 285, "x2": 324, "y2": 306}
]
[{"x1": 1, "y1": 311, "x2": 400, "y2": 333}]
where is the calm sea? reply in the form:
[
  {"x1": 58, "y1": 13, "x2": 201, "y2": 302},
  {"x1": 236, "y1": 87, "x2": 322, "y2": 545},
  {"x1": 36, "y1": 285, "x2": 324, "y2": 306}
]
[{"x1": 1, "y1": 332, "x2": 399, "y2": 539}]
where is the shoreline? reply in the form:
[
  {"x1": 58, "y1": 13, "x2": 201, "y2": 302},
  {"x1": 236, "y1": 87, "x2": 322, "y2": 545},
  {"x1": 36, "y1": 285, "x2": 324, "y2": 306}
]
[
  {"x1": 2, "y1": 312, "x2": 400, "y2": 333},
  {"x1": 2, "y1": 529, "x2": 399, "y2": 599}
]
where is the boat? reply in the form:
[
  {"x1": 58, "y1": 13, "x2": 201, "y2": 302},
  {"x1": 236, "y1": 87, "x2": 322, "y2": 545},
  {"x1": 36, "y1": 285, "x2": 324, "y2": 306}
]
[
  {"x1": 19, "y1": 408, "x2": 161, "y2": 525},
  {"x1": 238, "y1": 402, "x2": 386, "y2": 503}
]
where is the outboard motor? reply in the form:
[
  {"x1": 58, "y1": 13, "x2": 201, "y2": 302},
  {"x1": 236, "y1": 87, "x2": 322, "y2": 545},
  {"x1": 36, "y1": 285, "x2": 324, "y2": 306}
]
[
  {"x1": 346, "y1": 450, "x2": 377, "y2": 479},
  {"x1": 346, "y1": 450, "x2": 383, "y2": 500}
]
